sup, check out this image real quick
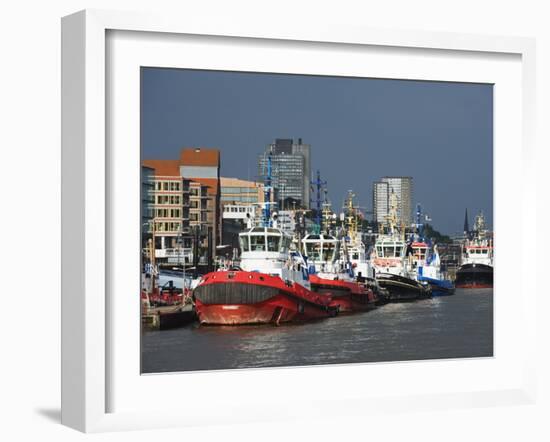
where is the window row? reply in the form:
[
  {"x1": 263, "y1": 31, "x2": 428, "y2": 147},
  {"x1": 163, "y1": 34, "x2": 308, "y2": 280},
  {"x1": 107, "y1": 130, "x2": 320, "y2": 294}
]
[
  {"x1": 239, "y1": 234, "x2": 292, "y2": 253},
  {"x1": 221, "y1": 187, "x2": 259, "y2": 194},
  {"x1": 156, "y1": 195, "x2": 182, "y2": 205},
  {"x1": 154, "y1": 222, "x2": 182, "y2": 232},
  {"x1": 155, "y1": 208, "x2": 182, "y2": 218},
  {"x1": 154, "y1": 181, "x2": 182, "y2": 192}
]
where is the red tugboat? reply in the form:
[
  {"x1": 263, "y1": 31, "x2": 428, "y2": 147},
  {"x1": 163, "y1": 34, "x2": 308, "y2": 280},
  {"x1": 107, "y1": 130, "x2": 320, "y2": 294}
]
[
  {"x1": 193, "y1": 153, "x2": 338, "y2": 325},
  {"x1": 300, "y1": 190, "x2": 378, "y2": 313},
  {"x1": 309, "y1": 274, "x2": 377, "y2": 312},
  {"x1": 193, "y1": 245, "x2": 338, "y2": 325}
]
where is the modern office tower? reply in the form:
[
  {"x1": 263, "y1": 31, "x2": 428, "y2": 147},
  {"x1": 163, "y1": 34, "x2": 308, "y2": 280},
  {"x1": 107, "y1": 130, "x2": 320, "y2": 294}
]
[
  {"x1": 373, "y1": 181, "x2": 390, "y2": 225},
  {"x1": 372, "y1": 177, "x2": 413, "y2": 227},
  {"x1": 258, "y1": 138, "x2": 311, "y2": 209}
]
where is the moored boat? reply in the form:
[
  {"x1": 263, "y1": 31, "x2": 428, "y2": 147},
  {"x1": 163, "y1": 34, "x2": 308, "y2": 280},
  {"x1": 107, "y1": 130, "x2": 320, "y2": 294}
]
[
  {"x1": 309, "y1": 273, "x2": 377, "y2": 312},
  {"x1": 455, "y1": 211, "x2": 493, "y2": 289},
  {"x1": 455, "y1": 263, "x2": 493, "y2": 288},
  {"x1": 301, "y1": 190, "x2": 378, "y2": 312},
  {"x1": 193, "y1": 258, "x2": 338, "y2": 325},
  {"x1": 375, "y1": 272, "x2": 431, "y2": 301},
  {"x1": 408, "y1": 242, "x2": 455, "y2": 297},
  {"x1": 371, "y1": 192, "x2": 431, "y2": 301}
]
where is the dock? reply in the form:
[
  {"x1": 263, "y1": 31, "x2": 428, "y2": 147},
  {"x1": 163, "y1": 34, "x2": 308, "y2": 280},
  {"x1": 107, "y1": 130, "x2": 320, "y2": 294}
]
[{"x1": 142, "y1": 303, "x2": 197, "y2": 331}]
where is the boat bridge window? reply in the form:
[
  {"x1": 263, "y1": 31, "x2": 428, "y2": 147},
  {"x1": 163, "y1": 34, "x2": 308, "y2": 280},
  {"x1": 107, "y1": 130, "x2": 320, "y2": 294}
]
[
  {"x1": 250, "y1": 235, "x2": 266, "y2": 251},
  {"x1": 469, "y1": 248, "x2": 488, "y2": 255},
  {"x1": 239, "y1": 235, "x2": 249, "y2": 252},
  {"x1": 378, "y1": 244, "x2": 403, "y2": 258},
  {"x1": 305, "y1": 242, "x2": 322, "y2": 261},
  {"x1": 322, "y1": 242, "x2": 336, "y2": 262},
  {"x1": 267, "y1": 235, "x2": 281, "y2": 252},
  {"x1": 383, "y1": 246, "x2": 395, "y2": 257}
]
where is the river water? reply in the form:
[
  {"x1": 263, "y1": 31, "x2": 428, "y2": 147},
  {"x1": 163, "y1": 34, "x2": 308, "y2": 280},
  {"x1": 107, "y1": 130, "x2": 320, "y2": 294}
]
[{"x1": 141, "y1": 288, "x2": 493, "y2": 373}]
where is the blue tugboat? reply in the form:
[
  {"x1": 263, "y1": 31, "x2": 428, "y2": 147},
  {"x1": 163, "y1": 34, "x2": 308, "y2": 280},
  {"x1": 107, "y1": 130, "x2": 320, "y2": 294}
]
[{"x1": 407, "y1": 204, "x2": 455, "y2": 297}]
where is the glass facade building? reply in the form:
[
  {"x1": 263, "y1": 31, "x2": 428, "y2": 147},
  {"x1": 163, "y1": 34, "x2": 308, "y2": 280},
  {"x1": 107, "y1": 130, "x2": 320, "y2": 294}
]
[{"x1": 258, "y1": 138, "x2": 311, "y2": 209}]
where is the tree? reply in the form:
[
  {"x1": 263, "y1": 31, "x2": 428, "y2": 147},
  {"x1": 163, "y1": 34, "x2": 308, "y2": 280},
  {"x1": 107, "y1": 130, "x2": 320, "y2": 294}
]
[{"x1": 422, "y1": 224, "x2": 452, "y2": 244}]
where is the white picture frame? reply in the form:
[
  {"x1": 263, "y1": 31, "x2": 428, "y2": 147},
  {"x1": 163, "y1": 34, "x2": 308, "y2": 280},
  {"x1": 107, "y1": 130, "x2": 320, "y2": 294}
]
[{"x1": 61, "y1": 9, "x2": 537, "y2": 433}]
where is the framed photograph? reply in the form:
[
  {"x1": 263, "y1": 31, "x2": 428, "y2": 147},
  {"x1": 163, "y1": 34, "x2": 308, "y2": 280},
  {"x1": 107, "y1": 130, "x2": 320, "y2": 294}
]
[{"x1": 61, "y1": 9, "x2": 537, "y2": 433}]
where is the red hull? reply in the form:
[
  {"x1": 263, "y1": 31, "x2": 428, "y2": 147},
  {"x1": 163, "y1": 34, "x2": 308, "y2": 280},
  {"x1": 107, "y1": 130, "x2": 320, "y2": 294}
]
[
  {"x1": 309, "y1": 274, "x2": 377, "y2": 313},
  {"x1": 193, "y1": 270, "x2": 337, "y2": 325}
]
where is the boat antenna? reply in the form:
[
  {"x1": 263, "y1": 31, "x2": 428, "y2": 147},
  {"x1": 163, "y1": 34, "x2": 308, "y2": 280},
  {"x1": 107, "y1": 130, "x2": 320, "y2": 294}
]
[{"x1": 415, "y1": 203, "x2": 424, "y2": 238}]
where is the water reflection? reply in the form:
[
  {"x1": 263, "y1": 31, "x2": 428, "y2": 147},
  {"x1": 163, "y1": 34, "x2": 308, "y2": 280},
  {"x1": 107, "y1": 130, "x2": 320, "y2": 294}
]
[{"x1": 142, "y1": 289, "x2": 493, "y2": 373}]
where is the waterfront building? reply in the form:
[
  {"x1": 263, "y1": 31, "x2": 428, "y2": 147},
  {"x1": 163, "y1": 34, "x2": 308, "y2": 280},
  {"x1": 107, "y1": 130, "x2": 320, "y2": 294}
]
[
  {"x1": 220, "y1": 177, "x2": 264, "y2": 206},
  {"x1": 180, "y1": 148, "x2": 221, "y2": 255},
  {"x1": 142, "y1": 168, "x2": 193, "y2": 264},
  {"x1": 373, "y1": 176, "x2": 413, "y2": 228},
  {"x1": 143, "y1": 147, "x2": 221, "y2": 266},
  {"x1": 141, "y1": 165, "x2": 155, "y2": 244},
  {"x1": 258, "y1": 138, "x2": 311, "y2": 209}
]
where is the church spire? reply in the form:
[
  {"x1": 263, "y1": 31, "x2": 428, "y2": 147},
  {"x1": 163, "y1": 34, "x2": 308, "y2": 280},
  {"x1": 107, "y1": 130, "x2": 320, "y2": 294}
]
[{"x1": 463, "y1": 208, "x2": 469, "y2": 234}]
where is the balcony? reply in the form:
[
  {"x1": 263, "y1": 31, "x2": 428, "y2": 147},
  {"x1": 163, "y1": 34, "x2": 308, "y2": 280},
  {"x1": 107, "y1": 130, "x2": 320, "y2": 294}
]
[{"x1": 155, "y1": 247, "x2": 193, "y2": 259}]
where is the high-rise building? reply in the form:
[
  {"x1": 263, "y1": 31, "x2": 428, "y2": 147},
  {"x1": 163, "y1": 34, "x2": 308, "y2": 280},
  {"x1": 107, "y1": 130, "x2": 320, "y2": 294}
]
[
  {"x1": 258, "y1": 138, "x2": 311, "y2": 209},
  {"x1": 373, "y1": 181, "x2": 389, "y2": 225},
  {"x1": 372, "y1": 177, "x2": 413, "y2": 227}
]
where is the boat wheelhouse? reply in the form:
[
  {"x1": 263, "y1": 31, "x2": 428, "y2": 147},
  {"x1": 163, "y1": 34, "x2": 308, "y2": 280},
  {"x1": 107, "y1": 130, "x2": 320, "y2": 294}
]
[
  {"x1": 238, "y1": 226, "x2": 293, "y2": 274},
  {"x1": 301, "y1": 233, "x2": 338, "y2": 273},
  {"x1": 371, "y1": 236, "x2": 406, "y2": 276},
  {"x1": 462, "y1": 243, "x2": 493, "y2": 267}
]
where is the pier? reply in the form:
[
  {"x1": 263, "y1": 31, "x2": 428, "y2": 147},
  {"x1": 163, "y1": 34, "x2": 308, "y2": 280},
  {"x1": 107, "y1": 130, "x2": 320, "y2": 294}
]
[{"x1": 142, "y1": 304, "x2": 197, "y2": 331}]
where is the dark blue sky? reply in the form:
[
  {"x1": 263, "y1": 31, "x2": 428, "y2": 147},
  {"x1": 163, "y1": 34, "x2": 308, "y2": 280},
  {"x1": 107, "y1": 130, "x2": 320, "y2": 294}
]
[{"x1": 141, "y1": 68, "x2": 493, "y2": 235}]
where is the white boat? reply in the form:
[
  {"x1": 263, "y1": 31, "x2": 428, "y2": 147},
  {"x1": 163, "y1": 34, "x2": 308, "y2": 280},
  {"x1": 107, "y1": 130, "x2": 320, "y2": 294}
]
[
  {"x1": 455, "y1": 211, "x2": 493, "y2": 288},
  {"x1": 371, "y1": 191, "x2": 430, "y2": 300}
]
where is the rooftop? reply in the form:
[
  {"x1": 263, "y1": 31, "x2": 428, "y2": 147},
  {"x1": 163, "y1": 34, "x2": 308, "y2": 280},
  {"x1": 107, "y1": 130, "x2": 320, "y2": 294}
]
[{"x1": 180, "y1": 147, "x2": 220, "y2": 167}]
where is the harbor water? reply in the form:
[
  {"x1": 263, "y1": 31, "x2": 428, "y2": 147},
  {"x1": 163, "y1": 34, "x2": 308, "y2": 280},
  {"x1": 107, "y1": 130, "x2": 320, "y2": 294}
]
[{"x1": 141, "y1": 288, "x2": 493, "y2": 373}]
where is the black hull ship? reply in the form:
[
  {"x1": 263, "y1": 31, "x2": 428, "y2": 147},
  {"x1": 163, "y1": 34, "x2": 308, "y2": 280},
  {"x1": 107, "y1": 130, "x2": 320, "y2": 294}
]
[
  {"x1": 375, "y1": 273, "x2": 431, "y2": 301},
  {"x1": 457, "y1": 211, "x2": 494, "y2": 289},
  {"x1": 455, "y1": 263, "x2": 493, "y2": 289}
]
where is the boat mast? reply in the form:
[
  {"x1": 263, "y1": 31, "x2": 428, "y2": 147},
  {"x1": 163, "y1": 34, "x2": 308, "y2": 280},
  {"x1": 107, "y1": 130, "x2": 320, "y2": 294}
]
[
  {"x1": 321, "y1": 187, "x2": 333, "y2": 235},
  {"x1": 310, "y1": 170, "x2": 327, "y2": 233},
  {"x1": 387, "y1": 190, "x2": 399, "y2": 238},
  {"x1": 345, "y1": 190, "x2": 358, "y2": 242},
  {"x1": 262, "y1": 151, "x2": 274, "y2": 227}
]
